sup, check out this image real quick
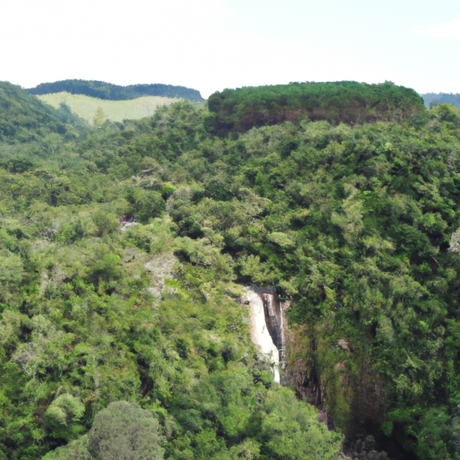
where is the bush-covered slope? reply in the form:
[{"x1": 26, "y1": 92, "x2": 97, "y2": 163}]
[
  {"x1": 0, "y1": 81, "x2": 68, "y2": 143},
  {"x1": 206, "y1": 81, "x2": 425, "y2": 135},
  {"x1": 0, "y1": 81, "x2": 89, "y2": 176},
  {"x1": 27, "y1": 79, "x2": 204, "y2": 103}
]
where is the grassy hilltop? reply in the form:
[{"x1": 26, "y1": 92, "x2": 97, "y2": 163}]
[{"x1": 38, "y1": 92, "x2": 180, "y2": 125}]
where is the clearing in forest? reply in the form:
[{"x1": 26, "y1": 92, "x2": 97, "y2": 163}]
[{"x1": 37, "y1": 92, "x2": 179, "y2": 124}]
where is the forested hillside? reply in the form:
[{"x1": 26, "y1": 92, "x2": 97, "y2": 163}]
[
  {"x1": 0, "y1": 82, "x2": 67, "y2": 142},
  {"x1": 2, "y1": 80, "x2": 460, "y2": 460},
  {"x1": 26, "y1": 80, "x2": 204, "y2": 103},
  {"x1": 206, "y1": 81, "x2": 424, "y2": 135}
]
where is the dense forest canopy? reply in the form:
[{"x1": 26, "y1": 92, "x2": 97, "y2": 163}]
[
  {"x1": 205, "y1": 81, "x2": 425, "y2": 135},
  {"x1": 26, "y1": 79, "x2": 204, "y2": 103},
  {"x1": 1, "y1": 80, "x2": 460, "y2": 460},
  {"x1": 422, "y1": 93, "x2": 460, "y2": 109}
]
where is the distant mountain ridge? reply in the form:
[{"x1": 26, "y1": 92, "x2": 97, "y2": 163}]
[
  {"x1": 421, "y1": 93, "x2": 460, "y2": 109},
  {"x1": 27, "y1": 79, "x2": 204, "y2": 103}
]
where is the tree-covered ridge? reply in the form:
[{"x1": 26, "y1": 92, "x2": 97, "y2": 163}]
[
  {"x1": 206, "y1": 81, "x2": 425, "y2": 135},
  {"x1": 0, "y1": 81, "x2": 89, "y2": 177},
  {"x1": 422, "y1": 93, "x2": 460, "y2": 109},
  {"x1": 0, "y1": 81, "x2": 69, "y2": 143},
  {"x1": 26, "y1": 79, "x2": 204, "y2": 103}
]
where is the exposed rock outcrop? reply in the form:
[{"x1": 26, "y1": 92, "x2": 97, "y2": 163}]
[{"x1": 144, "y1": 252, "x2": 176, "y2": 306}]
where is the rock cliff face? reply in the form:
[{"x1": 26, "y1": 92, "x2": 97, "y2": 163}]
[
  {"x1": 240, "y1": 287, "x2": 289, "y2": 383},
  {"x1": 144, "y1": 252, "x2": 177, "y2": 307}
]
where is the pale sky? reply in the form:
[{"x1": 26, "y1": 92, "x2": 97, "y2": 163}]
[{"x1": 1, "y1": 0, "x2": 459, "y2": 98}]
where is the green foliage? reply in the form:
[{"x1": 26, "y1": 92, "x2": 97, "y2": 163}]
[
  {"x1": 125, "y1": 187, "x2": 165, "y2": 223},
  {"x1": 45, "y1": 394, "x2": 85, "y2": 441},
  {"x1": 207, "y1": 81, "x2": 425, "y2": 134},
  {"x1": 4, "y1": 81, "x2": 460, "y2": 460},
  {"x1": 87, "y1": 401, "x2": 164, "y2": 460},
  {"x1": 41, "y1": 435, "x2": 91, "y2": 460},
  {"x1": 0, "y1": 81, "x2": 67, "y2": 143},
  {"x1": 92, "y1": 107, "x2": 106, "y2": 128},
  {"x1": 257, "y1": 387, "x2": 342, "y2": 460},
  {"x1": 92, "y1": 210, "x2": 119, "y2": 236}
]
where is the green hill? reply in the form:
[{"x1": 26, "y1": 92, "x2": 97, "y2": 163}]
[
  {"x1": 206, "y1": 81, "x2": 425, "y2": 135},
  {"x1": 37, "y1": 92, "x2": 180, "y2": 125},
  {"x1": 0, "y1": 81, "x2": 67, "y2": 142},
  {"x1": 0, "y1": 81, "x2": 90, "y2": 174},
  {"x1": 27, "y1": 79, "x2": 204, "y2": 103},
  {"x1": 3, "y1": 81, "x2": 460, "y2": 460}
]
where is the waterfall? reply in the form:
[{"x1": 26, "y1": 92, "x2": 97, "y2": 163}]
[{"x1": 241, "y1": 287, "x2": 287, "y2": 384}]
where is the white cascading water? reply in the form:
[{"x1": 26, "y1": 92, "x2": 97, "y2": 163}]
[{"x1": 242, "y1": 288, "x2": 280, "y2": 383}]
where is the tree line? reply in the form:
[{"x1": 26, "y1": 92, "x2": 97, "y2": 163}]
[{"x1": 205, "y1": 81, "x2": 425, "y2": 135}]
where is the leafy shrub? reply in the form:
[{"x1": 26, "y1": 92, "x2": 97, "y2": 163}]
[{"x1": 87, "y1": 401, "x2": 164, "y2": 460}]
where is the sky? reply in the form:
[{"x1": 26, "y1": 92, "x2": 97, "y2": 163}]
[{"x1": 1, "y1": 0, "x2": 460, "y2": 98}]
